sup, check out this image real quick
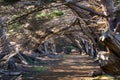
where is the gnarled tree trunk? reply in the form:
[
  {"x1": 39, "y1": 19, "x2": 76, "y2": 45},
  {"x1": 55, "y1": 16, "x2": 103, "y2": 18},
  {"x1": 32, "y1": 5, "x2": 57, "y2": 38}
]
[
  {"x1": 0, "y1": 17, "x2": 17, "y2": 70},
  {"x1": 99, "y1": 30, "x2": 120, "y2": 75},
  {"x1": 64, "y1": 0, "x2": 120, "y2": 75},
  {"x1": 99, "y1": 0, "x2": 120, "y2": 75}
]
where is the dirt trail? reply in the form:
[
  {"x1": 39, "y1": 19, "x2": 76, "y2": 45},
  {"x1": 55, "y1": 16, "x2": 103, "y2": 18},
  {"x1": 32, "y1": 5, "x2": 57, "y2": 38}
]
[{"x1": 24, "y1": 54, "x2": 101, "y2": 80}]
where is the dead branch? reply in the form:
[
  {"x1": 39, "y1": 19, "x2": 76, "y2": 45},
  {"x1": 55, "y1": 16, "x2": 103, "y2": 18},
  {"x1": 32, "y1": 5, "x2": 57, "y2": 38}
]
[
  {"x1": 66, "y1": 2, "x2": 107, "y2": 18},
  {"x1": 39, "y1": 18, "x2": 78, "y2": 44},
  {"x1": 78, "y1": 18, "x2": 97, "y2": 45}
]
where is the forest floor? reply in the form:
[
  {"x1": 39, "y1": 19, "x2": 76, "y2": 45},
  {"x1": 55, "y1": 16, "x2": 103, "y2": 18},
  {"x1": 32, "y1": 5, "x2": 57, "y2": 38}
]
[{"x1": 22, "y1": 54, "x2": 116, "y2": 80}]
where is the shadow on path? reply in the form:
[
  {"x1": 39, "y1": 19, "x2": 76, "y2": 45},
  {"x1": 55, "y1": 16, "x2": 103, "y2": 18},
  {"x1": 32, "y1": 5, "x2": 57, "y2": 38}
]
[{"x1": 23, "y1": 54, "x2": 100, "y2": 80}]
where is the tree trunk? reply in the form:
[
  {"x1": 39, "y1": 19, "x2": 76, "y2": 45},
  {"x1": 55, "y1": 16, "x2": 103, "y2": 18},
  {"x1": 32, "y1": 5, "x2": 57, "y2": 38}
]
[
  {"x1": 65, "y1": 34, "x2": 82, "y2": 53},
  {"x1": 0, "y1": 17, "x2": 17, "y2": 70},
  {"x1": 99, "y1": 0, "x2": 120, "y2": 75},
  {"x1": 65, "y1": 0, "x2": 120, "y2": 75},
  {"x1": 99, "y1": 30, "x2": 120, "y2": 74}
]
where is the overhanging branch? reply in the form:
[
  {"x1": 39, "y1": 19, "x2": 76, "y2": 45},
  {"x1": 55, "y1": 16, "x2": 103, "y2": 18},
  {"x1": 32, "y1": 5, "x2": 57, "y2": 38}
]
[{"x1": 6, "y1": 1, "x2": 120, "y2": 26}]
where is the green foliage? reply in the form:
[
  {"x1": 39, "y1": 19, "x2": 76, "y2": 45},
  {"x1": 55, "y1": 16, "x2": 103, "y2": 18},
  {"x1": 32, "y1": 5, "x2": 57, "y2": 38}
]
[
  {"x1": 23, "y1": 66, "x2": 45, "y2": 79},
  {"x1": 7, "y1": 23, "x2": 21, "y2": 33},
  {"x1": 7, "y1": 15, "x2": 23, "y2": 34},
  {"x1": 35, "y1": 10, "x2": 64, "y2": 19},
  {"x1": 64, "y1": 46, "x2": 76, "y2": 54},
  {"x1": 94, "y1": 75, "x2": 114, "y2": 80},
  {"x1": 48, "y1": 10, "x2": 64, "y2": 17},
  {"x1": 33, "y1": 66, "x2": 45, "y2": 72},
  {"x1": 94, "y1": 75, "x2": 120, "y2": 80}
]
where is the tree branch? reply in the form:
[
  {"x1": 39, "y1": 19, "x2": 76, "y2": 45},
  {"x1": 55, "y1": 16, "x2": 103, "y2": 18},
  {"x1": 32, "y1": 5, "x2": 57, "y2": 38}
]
[
  {"x1": 6, "y1": 1, "x2": 120, "y2": 26},
  {"x1": 66, "y1": 2, "x2": 107, "y2": 17},
  {"x1": 6, "y1": 2, "x2": 67, "y2": 26}
]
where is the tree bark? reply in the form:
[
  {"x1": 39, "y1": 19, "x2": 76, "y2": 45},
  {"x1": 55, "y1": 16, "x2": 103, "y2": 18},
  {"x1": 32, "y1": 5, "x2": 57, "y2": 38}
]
[
  {"x1": 100, "y1": 0, "x2": 115, "y2": 30},
  {"x1": 101, "y1": 0, "x2": 114, "y2": 16},
  {"x1": 0, "y1": 17, "x2": 17, "y2": 70},
  {"x1": 65, "y1": 34, "x2": 82, "y2": 53},
  {"x1": 99, "y1": 0, "x2": 120, "y2": 75},
  {"x1": 65, "y1": 0, "x2": 120, "y2": 75}
]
